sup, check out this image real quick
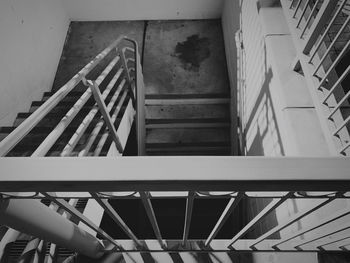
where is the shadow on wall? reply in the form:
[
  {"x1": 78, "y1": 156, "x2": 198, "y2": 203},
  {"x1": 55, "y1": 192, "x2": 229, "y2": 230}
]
[{"x1": 244, "y1": 67, "x2": 285, "y2": 156}]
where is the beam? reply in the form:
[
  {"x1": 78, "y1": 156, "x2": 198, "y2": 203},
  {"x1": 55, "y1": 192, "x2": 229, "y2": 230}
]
[
  {"x1": 42, "y1": 193, "x2": 120, "y2": 249},
  {"x1": 0, "y1": 157, "x2": 350, "y2": 192},
  {"x1": 0, "y1": 198, "x2": 105, "y2": 259}
]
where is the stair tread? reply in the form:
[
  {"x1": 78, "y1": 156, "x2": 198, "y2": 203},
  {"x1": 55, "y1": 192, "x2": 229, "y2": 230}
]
[
  {"x1": 145, "y1": 98, "x2": 230, "y2": 105},
  {"x1": 146, "y1": 142, "x2": 230, "y2": 147},
  {"x1": 146, "y1": 128, "x2": 230, "y2": 144},
  {"x1": 146, "y1": 119, "x2": 230, "y2": 129},
  {"x1": 145, "y1": 93, "x2": 230, "y2": 99},
  {"x1": 145, "y1": 104, "x2": 230, "y2": 120}
]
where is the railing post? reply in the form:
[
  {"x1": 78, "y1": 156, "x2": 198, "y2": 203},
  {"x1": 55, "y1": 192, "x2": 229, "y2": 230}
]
[
  {"x1": 119, "y1": 48, "x2": 135, "y2": 105},
  {"x1": 84, "y1": 79, "x2": 123, "y2": 154},
  {"x1": 135, "y1": 50, "x2": 146, "y2": 156},
  {"x1": 0, "y1": 198, "x2": 105, "y2": 259}
]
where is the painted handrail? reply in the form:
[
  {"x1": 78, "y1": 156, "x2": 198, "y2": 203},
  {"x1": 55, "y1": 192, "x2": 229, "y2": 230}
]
[
  {"x1": 0, "y1": 36, "x2": 145, "y2": 157},
  {"x1": 1, "y1": 157, "x2": 350, "y2": 254},
  {"x1": 281, "y1": 0, "x2": 350, "y2": 155}
]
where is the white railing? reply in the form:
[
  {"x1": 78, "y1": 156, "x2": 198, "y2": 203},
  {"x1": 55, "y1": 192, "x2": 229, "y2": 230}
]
[
  {"x1": 0, "y1": 36, "x2": 145, "y2": 157},
  {"x1": 281, "y1": 0, "x2": 350, "y2": 156},
  {"x1": 0, "y1": 157, "x2": 350, "y2": 260}
]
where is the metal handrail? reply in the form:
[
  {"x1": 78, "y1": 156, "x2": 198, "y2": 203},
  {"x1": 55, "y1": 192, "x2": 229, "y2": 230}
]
[
  {"x1": 1, "y1": 157, "x2": 350, "y2": 255},
  {"x1": 0, "y1": 36, "x2": 145, "y2": 157},
  {"x1": 281, "y1": 0, "x2": 350, "y2": 155}
]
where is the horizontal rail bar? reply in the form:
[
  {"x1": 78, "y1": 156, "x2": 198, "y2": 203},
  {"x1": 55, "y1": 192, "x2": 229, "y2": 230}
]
[
  {"x1": 1, "y1": 157, "x2": 350, "y2": 191},
  {"x1": 97, "y1": 239, "x2": 322, "y2": 252}
]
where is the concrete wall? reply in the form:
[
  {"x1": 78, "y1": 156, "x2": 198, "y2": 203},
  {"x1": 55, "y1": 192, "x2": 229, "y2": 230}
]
[
  {"x1": 222, "y1": 0, "x2": 240, "y2": 155},
  {"x1": 239, "y1": 0, "x2": 330, "y2": 156},
  {"x1": 61, "y1": 0, "x2": 224, "y2": 21},
  {"x1": 0, "y1": 0, "x2": 69, "y2": 127}
]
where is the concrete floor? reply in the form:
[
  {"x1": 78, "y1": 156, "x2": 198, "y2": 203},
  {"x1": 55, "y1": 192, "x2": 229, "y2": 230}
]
[
  {"x1": 52, "y1": 21, "x2": 145, "y2": 92},
  {"x1": 143, "y1": 20, "x2": 230, "y2": 95}
]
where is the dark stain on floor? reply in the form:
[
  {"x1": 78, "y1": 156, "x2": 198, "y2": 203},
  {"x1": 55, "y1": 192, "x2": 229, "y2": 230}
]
[{"x1": 175, "y1": 34, "x2": 210, "y2": 71}]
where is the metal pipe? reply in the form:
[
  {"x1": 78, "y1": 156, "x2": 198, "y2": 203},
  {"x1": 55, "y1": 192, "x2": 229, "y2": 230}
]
[{"x1": 0, "y1": 198, "x2": 105, "y2": 259}]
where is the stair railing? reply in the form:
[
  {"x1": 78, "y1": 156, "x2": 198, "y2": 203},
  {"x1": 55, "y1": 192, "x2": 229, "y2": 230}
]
[
  {"x1": 280, "y1": 0, "x2": 350, "y2": 156},
  {"x1": 1, "y1": 157, "x2": 350, "y2": 256},
  {"x1": 0, "y1": 36, "x2": 145, "y2": 157}
]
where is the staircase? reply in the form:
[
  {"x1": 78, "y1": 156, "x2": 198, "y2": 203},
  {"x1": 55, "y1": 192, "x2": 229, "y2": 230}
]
[
  {"x1": 0, "y1": 36, "x2": 138, "y2": 157},
  {"x1": 145, "y1": 94, "x2": 231, "y2": 155},
  {"x1": 0, "y1": 91, "x2": 127, "y2": 157},
  {"x1": 0, "y1": 20, "x2": 233, "y2": 157}
]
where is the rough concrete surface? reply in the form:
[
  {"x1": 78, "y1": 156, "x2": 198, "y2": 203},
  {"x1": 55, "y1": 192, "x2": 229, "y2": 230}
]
[
  {"x1": 143, "y1": 20, "x2": 230, "y2": 95},
  {"x1": 52, "y1": 21, "x2": 145, "y2": 92}
]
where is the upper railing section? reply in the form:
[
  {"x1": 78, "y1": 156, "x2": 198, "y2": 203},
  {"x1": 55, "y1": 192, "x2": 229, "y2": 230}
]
[
  {"x1": 0, "y1": 36, "x2": 145, "y2": 157},
  {"x1": 281, "y1": 0, "x2": 350, "y2": 156}
]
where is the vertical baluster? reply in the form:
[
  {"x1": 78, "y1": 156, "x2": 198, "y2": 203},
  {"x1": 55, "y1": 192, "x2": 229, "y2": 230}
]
[
  {"x1": 85, "y1": 79, "x2": 123, "y2": 154},
  {"x1": 296, "y1": 0, "x2": 313, "y2": 28}
]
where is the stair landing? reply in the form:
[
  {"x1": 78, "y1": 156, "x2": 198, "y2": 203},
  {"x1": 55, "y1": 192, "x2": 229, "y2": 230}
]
[{"x1": 143, "y1": 20, "x2": 232, "y2": 155}]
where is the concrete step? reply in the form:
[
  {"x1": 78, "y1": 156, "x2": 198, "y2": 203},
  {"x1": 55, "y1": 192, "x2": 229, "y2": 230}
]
[
  {"x1": 144, "y1": 93, "x2": 231, "y2": 156},
  {"x1": 146, "y1": 128, "x2": 230, "y2": 145},
  {"x1": 145, "y1": 104, "x2": 230, "y2": 120},
  {"x1": 145, "y1": 97, "x2": 230, "y2": 106},
  {"x1": 146, "y1": 142, "x2": 231, "y2": 156},
  {"x1": 146, "y1": 118, "x2": 230, "y2": 129}
]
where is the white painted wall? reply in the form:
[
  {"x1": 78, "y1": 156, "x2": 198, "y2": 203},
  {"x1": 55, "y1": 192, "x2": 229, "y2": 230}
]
[
  {"x1": 0, "y1": 0, "x2": 69, "y2": 126},
  {"x1": 222, "y1": 0, "x2": 240, "y2": 155},
  {"x1": 61, "y1": 0, "x2": 224, "y2": 21}
]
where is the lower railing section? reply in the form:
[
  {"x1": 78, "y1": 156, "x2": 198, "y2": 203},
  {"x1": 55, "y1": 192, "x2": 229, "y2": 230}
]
[
  {"x1": 281, "y1": 0, "x2": 350, "y2": 155},
  {"x1": 0, "y1": 157, "x2": 350, "y2": 260}
]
